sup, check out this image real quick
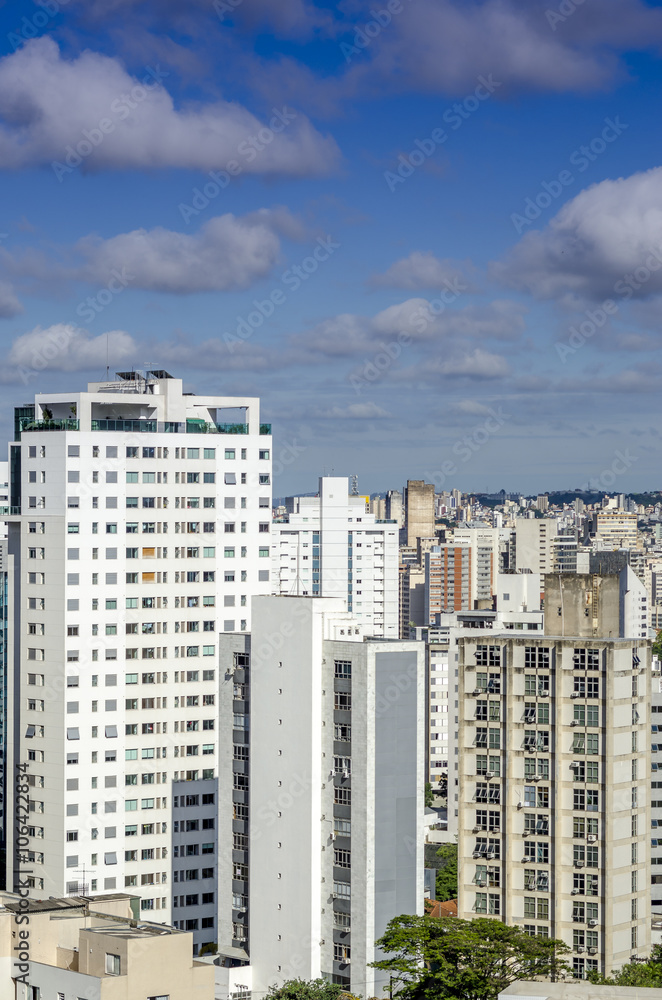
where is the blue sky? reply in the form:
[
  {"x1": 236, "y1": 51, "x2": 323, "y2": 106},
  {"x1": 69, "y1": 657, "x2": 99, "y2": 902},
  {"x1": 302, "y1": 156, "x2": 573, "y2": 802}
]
[{"x1": 1, "y1": 0, "x2": 662, "y2": 495}]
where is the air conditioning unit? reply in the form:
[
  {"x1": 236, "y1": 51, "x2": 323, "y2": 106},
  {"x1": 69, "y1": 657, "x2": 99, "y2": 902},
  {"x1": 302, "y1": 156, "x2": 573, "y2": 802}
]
[
  {"x1": 588, "y1": 919, "x2": 597, "y2": 927},
  {"x1": 575, "y1": 861, "x2": 584, "y2": 869},
  {"x1": 517, "y1": 802, "x2": 523, "y2": 810},
  {"x1": 486, "y1": 852, "x2": 495, "y2": 859},
  {"x1": 570, "y1": 762, "x2": 579, "y2": 769},
  {"x1": 576, "y1": 946, "x2": 585, "y2": 954},
  {"x1": 532, "y1": 775, "x2": 540, "y2": 782},
  {"x1": 475, "y1": 879, "x2": 486, "y2": 887},
  {"x1": 330, "y1": 892, "x2": 338, "y2": 899},
  {"x1": 588, "y1": 947, "x2": 598, "y2": 955},
  {"x1": 472, "y1": 851, "x2": 482, "y2": 859},
  {"x1": 485, "y1": 772, "x2": 494, "y2": 780},
  {"x1": 587, "y1": 834, "x2": 597, "y2": 843},
  {"x1": 473, "y1": 689, "x2": 482, "y2": 696},
  {"x1": 330, "y1": 833, "x2": 337, "y2": 842},
  {"x1": 571, "y1": 692, "x2": 580, "y2": 698},
  {"x1": 521, "y1": 857, "x2": 530, "y2": 863},
  {"x1": 342, "y1": 769, "x2": 350, "y2": 779},
  {"x1": 570, "y1": 720, "x2": 580, "y2": 726},
  {"x1": 472, "y1": 826, "x2": 481, "y2": 834},
  {"x1": 571, "y1": 889, "x2": 580, "y2": 895}
]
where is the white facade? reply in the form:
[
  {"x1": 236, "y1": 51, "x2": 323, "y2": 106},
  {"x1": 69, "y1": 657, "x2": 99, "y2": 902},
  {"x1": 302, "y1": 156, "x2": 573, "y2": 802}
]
[
  {"x1": 218, "y1": 596, "x2": 425, "y2": 997},
  {"x1": 515, "y1": 518, "x2": 558, "y2": 575},
  {"x1": 272, "y1": 477, "x2": 399, "y2": 637},
  {"x1": 4, "y1": 372, "x2": 272, "y2": 932}
]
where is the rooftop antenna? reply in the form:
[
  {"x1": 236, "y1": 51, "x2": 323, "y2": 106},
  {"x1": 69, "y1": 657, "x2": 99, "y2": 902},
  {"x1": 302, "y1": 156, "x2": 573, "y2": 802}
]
[
  {"x1": 105, "y1": 331, "x2": 110, "y2": 381},
  {"x1": 350, "y1": 474, "x2": 359, "y2": 496}
]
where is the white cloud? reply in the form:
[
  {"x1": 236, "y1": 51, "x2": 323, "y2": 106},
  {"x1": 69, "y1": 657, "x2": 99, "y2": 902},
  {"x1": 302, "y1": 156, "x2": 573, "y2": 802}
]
[
  {"x1": 368, "y1": 252, "x2": 476, "y2": 292},
  {"x1": 6, "y1": 324, "x2": 136, "y2": 373},
  {"x1": 434, "y1": 349, "x2": 510, "y2": 379},
  {"x1": 76, "y1": 212, "x2": 286, "y2": 293},
  {"x1": 0, "y1": 280, "x2": 22, "y2": 317},
  {"x1": 321, "y1": 402, "x2": 390, "y2": 419},
  {"x1": 493, "y1": 166, "x2": 662, "y2": 301},
  {"x1": 0, "y1": 38, "x2": 339, "y2": 175}
]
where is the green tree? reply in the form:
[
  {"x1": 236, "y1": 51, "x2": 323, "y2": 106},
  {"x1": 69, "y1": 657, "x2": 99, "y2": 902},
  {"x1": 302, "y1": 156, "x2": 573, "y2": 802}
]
[
  {"x1": 267, "y1": 979, "x2": 350, "y2": 1000},
  {"x1": 374, "y1": 915, "x2": 570, "y2": 1000},
  {"x1": 434, "y1": 843, "x2": 457, "y2": 902},
  {"x1": 425, "y1": 783, "x2": 434, "y2": 808},
  {"x1": 653, "y1": 631, "x2": 662, "y2": 660},
  {"x1": 588, "y1": 946, "x2": 662, "y2": 987}
]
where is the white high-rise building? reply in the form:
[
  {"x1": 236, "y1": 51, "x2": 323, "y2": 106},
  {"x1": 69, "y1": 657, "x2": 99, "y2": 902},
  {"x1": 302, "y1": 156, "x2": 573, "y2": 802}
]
[
  {"x1": 217, "y1": 596, "x2": 425, "y2": 997},
  {"x1": 3, "y1": 371, "x2": 272, "y2": 929},
  {"x1": 272, "y1": 477, "x2": 399, "y2": 637}
]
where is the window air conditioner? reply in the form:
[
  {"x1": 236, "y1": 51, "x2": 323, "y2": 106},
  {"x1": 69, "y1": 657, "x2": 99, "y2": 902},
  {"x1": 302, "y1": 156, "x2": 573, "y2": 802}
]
[
  {"x1": 587, "y1": 834, "x2": 597, "y2": 843},
  {"x1": 588, "y1": 919, "x2": 597, "y2": 927},
  {"x1": 575, "y1": 861, "x2": 584, "y2": 868},
  {"x1": 571, "y1": 692, "x2": 580, "y2": 698},
  {"x1": 588, "y1": 947, "x2": 598, "y2": 955},
  {"x1": 571, "y1": 889, "x2": 580, "y2": 895},
  {"x1": 576, "y1": 946, "x2": 585, "y2": 953},
  {"x1": 485, "y1": 772, "x2": 493, "y2": 779},
  {"x1": 570, "y1": 720, "x2": 580, "y2": 726}
]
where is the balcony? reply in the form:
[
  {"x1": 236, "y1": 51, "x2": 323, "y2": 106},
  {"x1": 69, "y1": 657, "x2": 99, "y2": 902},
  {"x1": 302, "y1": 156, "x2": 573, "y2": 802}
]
[
  {"x1": 185, "y1": 419, "x2": 249, "y2": 434},
  {"x1": 0, "y1": 507, "x2": 21, "y2": 516},
  {"x1": 20, "y1": 418, "x2": 79, "y2": 433},
  {"x1": 91, "y1": 419, "x2": 156, "y2": 432},
  {"x1": 259, "y1": 423, "x2": 272, "y2": 435}
]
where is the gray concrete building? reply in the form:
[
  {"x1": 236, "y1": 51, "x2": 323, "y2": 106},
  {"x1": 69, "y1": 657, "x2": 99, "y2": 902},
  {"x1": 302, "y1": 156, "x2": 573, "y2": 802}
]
[{"x1": 404, "y1": 480, "x2": 436, "y2": 547}]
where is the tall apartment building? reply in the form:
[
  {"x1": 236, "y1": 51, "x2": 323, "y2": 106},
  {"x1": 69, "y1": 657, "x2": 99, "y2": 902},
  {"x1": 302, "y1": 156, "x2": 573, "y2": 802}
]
[
  {"x1": 385, "y1": 489, "x2": 404, "y2": 527},
  {"x1": 424, "y1": 528, "x2": 498, "y2": 621},
  {"x1": 589, "y1": 511, "x2": 639, "y2": 550},
  {"x1": 3, "y1": 371, "x2": 272, "y2": 924},
  {"x1": 651, "y1": 659, "x2": 662, "y2": 913},
  {"x1": 457, "y1": 634, "x2": 651, "y2": 979},
  {"x1": 272, "y1": 477, "x2": 399, "y2": 637},
  {"x1": 404, "y1": 480, "x2": 435, "y2": 547},
  {"x1": 515, "y1": 518, "x2": 558, "y2": 575},
  {"x1": 217, "y1": 596, "x2": 425, "y2": 996}
]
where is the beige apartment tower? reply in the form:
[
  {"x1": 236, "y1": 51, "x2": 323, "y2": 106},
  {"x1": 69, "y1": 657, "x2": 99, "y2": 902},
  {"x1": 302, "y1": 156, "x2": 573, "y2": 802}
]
[
  {"x1": 404, "y1": 480, "x2": 435, "y2": 547},
  {"x1": 457, "y1": 635, "x2": 650, "y2": 980}
]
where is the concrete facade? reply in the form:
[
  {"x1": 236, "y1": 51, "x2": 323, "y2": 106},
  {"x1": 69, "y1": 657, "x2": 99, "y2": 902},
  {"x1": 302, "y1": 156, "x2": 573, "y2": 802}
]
[
  {"x1": 404, "y1": 481, "x2": 435, "y2": 547},
  {"x1": 458, "y1": 635, "x2": 651, "y2": 979}
]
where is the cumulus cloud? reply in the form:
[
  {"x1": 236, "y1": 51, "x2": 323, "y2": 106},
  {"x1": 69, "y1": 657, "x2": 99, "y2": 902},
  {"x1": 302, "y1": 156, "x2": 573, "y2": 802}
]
[
  {"x1": 0, "y1": 38, "x2": 339, "y2": 175},
  {"x1": 76, "y1": 212, "x2": 286, "y2": 293},
  {"x1": 0, "y1": 280, "x2": 22, "y2": 317},
  {"x1": 6, "y1": 324, "x2": 136, "y2": 374},
  {"x1": 434, "y1": 349, "x2": 511, "y2": 379},
  {"x1": 341, "y1": 0, "x2": 662, "y2": 98},
  {"x1": 320, "y1": 402, "x2": 390, "y2": 419},
  {"x1": 368, "y1": 252, "x2": 477, "y2": 292},
  {"x1": 493, "y1": 166, "x2": 662, "y2": 301}
]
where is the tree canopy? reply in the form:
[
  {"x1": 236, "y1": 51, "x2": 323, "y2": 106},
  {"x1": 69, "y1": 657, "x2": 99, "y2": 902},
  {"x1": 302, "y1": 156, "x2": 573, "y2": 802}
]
[
  {"x1": 434, "y1": 844, "x2": 457, "y2": 902},
  {"x1": 588, "y1": 946, "x2": 662, "y2": 987},
  {"x1": 267, "y1": 979, "x2": 350, "y2": 1000},
  {"x1": 374, "y1": 915, "x2": 570, "y2": 1000}
]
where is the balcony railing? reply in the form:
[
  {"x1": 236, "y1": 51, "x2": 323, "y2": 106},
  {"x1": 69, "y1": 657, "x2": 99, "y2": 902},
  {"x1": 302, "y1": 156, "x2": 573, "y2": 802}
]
[
  {"x1": 19, "y1": 419, "x2": 80, "y2": 432},
  {"x1": 91, "y1": 419, "x2": 157, "y2": 432},
  {"x1": 186, "y1": 420, "x2": 249, "y2": 435},
  {"x1": 0, "y1": 506, "x2": 21, "y2": 516},
  {"x1": 259, "y1": 423, "x2": 272, "y2": 435}
]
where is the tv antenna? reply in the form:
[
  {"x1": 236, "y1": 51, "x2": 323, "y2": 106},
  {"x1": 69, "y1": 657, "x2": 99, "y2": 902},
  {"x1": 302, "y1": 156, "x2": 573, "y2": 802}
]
[{"x1": 350, "y1": 474, "x2": 359, "y2": 495}]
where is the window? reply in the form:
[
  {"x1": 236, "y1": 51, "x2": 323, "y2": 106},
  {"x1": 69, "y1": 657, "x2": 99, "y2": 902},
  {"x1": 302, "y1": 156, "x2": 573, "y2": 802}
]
[{"x1": 105, "y1": 953, "x2": 121, "y2": 976}]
